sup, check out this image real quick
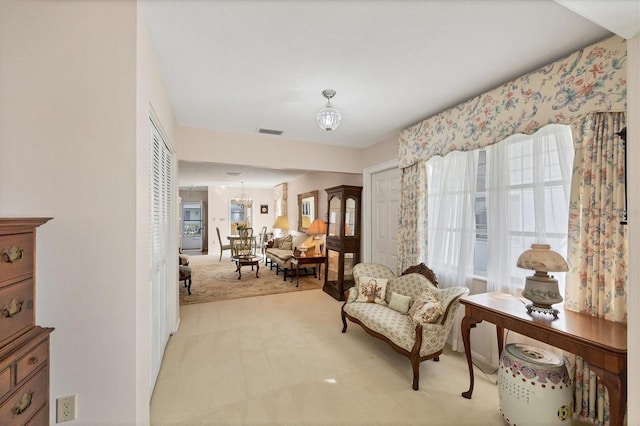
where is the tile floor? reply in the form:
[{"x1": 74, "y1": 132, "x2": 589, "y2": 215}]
[{"x1": 150, "y1": 289, "x2": 503, "y2": 425}]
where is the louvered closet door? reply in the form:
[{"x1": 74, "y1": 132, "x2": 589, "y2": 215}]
[{"x1": 149, "y1": 118, "x2": 176, "y2": 391}]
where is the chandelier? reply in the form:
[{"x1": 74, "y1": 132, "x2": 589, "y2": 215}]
[
  {"x1": 236, "y1": 181, "x2": 251, "y2": 205},
  {"x1": 317, "y1": 89, "x2": 341, "y2": 131}
]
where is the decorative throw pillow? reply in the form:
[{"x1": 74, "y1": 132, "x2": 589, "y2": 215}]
[
  {"x1": 355, "y1": 276, "x2": 388, "y2": 304},
  {"x1": 408, "y1": 290, "x2": 443, "y2": 324},
  {"x1": 388, "y1": 292, "x2": 412, "y2": 314},
  {"x1": 280, "y1": 234, "x2": 293, "y2": 250}
]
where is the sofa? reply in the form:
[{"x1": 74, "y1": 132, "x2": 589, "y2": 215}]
[
  {"x1": 265, "y1": 233, "x2": 320, "y2": 280},
  {"x1": 341, "y1": 262, "x2": 469, "y2": 390}
]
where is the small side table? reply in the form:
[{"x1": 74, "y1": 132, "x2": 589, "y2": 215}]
[{"x1": 290, "y1": 252, "x2": 326, "y2": 287}]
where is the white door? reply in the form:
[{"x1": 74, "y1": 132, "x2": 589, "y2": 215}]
[
  {"x1": 149, "y1": 118, "x2": 177, "y2": 392},
  {"x1": 371, "y1": 167, "x2": 400, "y2": 271}
]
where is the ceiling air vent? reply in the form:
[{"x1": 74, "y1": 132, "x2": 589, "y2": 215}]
[{"x1": 257, "y1": 128, "x2": 283, "y2": 136}]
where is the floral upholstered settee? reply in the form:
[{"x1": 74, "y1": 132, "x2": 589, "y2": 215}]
[{"x1": 342, "y1": 262, "x2": 469, "y2": 390}]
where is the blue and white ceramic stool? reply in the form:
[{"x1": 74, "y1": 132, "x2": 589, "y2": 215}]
[{"x1": 498, "y1": 343, "x2": 572, "y2": 425}]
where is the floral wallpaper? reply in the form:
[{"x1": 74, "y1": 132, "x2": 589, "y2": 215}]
[{"x1": 399, "y1": 35, "x2": 627, "y2": 168}]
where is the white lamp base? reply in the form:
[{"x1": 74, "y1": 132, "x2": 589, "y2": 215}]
[{"x1": 522, "y1": 275, "x2": 563, "y2": 319}]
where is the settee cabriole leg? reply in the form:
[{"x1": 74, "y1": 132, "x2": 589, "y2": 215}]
[
  {"x1": 411, "y1": 356, "x2": 420, "y2": 390},
  {"x1": 433, "y1": 356, "x2": 440, "y2": 362},
  {"x1": 341, "y1": 312, "x2": 347, "y2": 333}
]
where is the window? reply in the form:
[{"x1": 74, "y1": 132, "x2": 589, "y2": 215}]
[{"x1": 426, "y1": 124, "x2": 574, "y2": 293}]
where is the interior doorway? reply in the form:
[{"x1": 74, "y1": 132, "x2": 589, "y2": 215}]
[{"x1": 181, "y1": 201, "x2": 204, "y2": 251}]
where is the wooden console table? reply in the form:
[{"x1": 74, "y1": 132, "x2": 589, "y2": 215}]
[{"x1": 460, "y1": 292, "x2": 627, "y2": 425}]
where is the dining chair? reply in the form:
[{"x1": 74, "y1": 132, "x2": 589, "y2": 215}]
[
  {"x1": 256, "y1": 226, "x2": 267, "y2": 256},
  {"x1": 216, "y1": 226, "x2": 233, "y2": 261},
  {"x1": 234, "y1": 227, "x2": 254, "y2": 258}
]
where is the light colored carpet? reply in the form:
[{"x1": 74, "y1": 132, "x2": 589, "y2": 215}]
[{"x1": 180, "y1": 254, "x2": 325, "y2": 305}]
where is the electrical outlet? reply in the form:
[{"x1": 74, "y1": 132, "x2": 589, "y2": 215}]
[{"x1": 56, "y1": 394, "x2": 76, "y2": 423}]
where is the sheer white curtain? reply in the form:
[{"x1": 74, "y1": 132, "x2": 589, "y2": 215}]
[
  {"x1": 485, "y1": 124, "x2": 574, "y2": 296},
  {"x1": 426, "y1": 151, "x2": 477, "y2": 351}
]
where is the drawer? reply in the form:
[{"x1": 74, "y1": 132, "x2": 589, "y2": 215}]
[
  {"x1": 25, "y1": 402, "x2": 48, "y2": 426},
  {"x1": 0, "y1": 366, "x2": 10, "y2": 400},
  {"x1": 0, "y1": 280, "x2": 35, "y2": 347},
  {"x1": 16, "y1": 339, "x2": 48, "y2": 384},
  {"x1": 0, "y1": 233, "x2": 34, "y2": 286},
  {"x1": 0, "y1": 365, "x2": 48, "y2": 425}
]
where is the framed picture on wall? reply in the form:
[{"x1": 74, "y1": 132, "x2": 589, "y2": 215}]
[{"x1": 260, "y1": 204, "x2": 268, "y2": 214}]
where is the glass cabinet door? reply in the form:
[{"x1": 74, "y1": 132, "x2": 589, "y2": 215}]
[
  {"x1": 345, "y1": 197, "x2": 356, "y2": 237},
  {"x1": 328, "y1": 195, "x2": 342, "y2": 237}
]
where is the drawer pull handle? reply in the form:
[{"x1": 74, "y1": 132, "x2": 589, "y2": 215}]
[
  {"x1": 12, "y1": 391, "x2": 33, "y2": 416},
  {"x1": 28, "y1": 356, "x2": 39, "y2": 365},
  {"x1": 0, "y1": 245, "x2": 24, "y2": 263},
  {"x1": 1, "y1": 298, "x2": 23, "y2": 318}
]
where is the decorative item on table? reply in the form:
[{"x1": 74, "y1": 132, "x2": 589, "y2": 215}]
[
  {"x1": 297, "y1": 246, "x2": 308, "y2": 257},
  {"x1": 236, "y1": 222, "x2": 247, "y2": 231},
  {"x1": 306, "y1": 218, "x2": 327, "y2": 255},
  {"x1": 516, "y1": 244, "x2": 569, "y2": 319}
]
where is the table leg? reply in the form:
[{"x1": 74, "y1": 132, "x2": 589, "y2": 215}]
[
  {"x1": 496, "y1": 325, "x2": 504, "y2": 358},
  {"x1": 255, "y1": 262, "x2": 260, "y2": 278},
  {"x1": 296, "y1": 264, "x2": 300, "y2": 287},
  {"x1": 461, "y1": 315, "x2": 480, "y2": 399},
  {"x1": 590, "y1": 365, "x2": 626, "y2": 426}
]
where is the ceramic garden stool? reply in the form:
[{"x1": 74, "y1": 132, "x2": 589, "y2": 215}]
[{"x1": 498, "y1": 343, "x2": 572, "y2": 425}]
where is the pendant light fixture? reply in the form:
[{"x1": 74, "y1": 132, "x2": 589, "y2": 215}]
[
  {"x1": 317, "y1": 89, "x2": 341, "y2": 131},
  {"x1": 237, "y1": 181, "x2": 251, "y2": 205}
]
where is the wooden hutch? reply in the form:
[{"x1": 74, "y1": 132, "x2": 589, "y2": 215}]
[{"x1": 323, "y1": 185, "x2": 362, "y2": 301}]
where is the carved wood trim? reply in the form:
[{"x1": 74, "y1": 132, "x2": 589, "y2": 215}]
[{"x1": 401, "y1": 263, "x2": 439, "y2": 287}]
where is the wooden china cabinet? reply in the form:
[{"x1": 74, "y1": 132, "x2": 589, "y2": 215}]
[
  {"x1": 0, "y1": 218, "x2": 54, "y2": 425},
  {"x1": 323, "y1": 185, "x2": 362, "y2": 301}
]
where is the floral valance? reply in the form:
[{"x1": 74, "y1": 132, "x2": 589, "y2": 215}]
[{"x1": 399, "y1": 35, "x2": 627, "y2": 168}]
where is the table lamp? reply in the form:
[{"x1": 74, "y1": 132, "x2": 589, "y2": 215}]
[
  {"x1": 516, "y1": 244, "x2": 568, "y2": 319},
  {"x1": 306, "y1": 219, "x2": 327, "y2": 255},
  {"x1": 272, "y1": 215, "x2": 289, "y2": 238}
]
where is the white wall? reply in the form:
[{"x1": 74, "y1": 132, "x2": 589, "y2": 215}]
[
  {"x1": 0, "y1": 1, "x2": 177, "y2": 423},
  {"x1": 361, "y1": 135, "x2": 399, "y2": 169},
  {"x1": 626, "y1": 34, "x2": 639, "y2": 425},
  {"x1": 178, "y1": 125, "x2": 368, "y2": 174}
]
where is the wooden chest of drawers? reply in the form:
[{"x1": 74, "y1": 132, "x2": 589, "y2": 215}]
[{"x1": 0, "y1": 218, "x2": 53, "y2": 426}]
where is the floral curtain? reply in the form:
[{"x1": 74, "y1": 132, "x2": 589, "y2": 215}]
[
  {"x1": 564, "y1": 112, "x2": 627, "y2": 425},
  {"x1": 398, "y1": 162, "x2": 427, "y2": 273},
  {"x1": 565, "y1": 112, "x2": 627, "y2": 321}
]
